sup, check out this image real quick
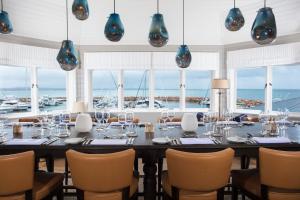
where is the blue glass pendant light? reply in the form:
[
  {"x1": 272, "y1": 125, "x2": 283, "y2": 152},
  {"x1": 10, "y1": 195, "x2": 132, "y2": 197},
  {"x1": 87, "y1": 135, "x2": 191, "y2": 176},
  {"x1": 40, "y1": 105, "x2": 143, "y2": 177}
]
[
  {"x1": 225, "y1": 0, "x2": 245, "y2": 31},
  {"x1": 251, "y1": 0, "x2": 277, "y2": 45},
  {"x1": 57, "y1": 0, "x2": 79, "y2": 71},
  {"x1": 104, "y1": 0, "x2": 124, "y2": 42},
  {"x1": 0, "y1": 0, "x2": 13, "y2": 34},
  {"x1": 176, "y1": 0, "x2": 191, "y2": 69},
  {"x1": 72, "y1": 0, "x2": 89, "y2": 20},
  {"x1": 148, "y1": 0, "x2": 169, "y2": 47}
]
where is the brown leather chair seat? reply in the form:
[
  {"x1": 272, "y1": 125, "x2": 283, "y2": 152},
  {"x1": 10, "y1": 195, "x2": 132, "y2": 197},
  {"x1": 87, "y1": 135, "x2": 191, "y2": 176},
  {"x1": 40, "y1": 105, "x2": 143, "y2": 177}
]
[
  {"x1": 67, "y1": 149, "x2": 138, "y2": 200},
  {"x1": 162, "y1": 148, "x2": 234, "y2": 200},
  {"x1": 33, "y1": 172, "x2": 64, "y2": 200},
  {"x1": 0, "y1": 151, "x2": 64, "y2": 200},
  {"x1": 232, "y1": 148, "x2": 300, "y2": 200},
  {"x1": 84, "y1": 175, "x2": 138, "y2": 200},
  {"x1": 162, "y1": 171, "x2": 217, "y2": 200}
]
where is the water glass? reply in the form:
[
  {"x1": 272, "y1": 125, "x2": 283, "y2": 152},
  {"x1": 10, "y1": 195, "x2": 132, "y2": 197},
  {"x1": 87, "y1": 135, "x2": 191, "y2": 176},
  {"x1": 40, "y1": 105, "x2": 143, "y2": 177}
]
[
  {"x1": 167, "y1": 110, "x2": 175, "y2": 129},
  {"x1": 126, "y1": 112, "x2": 135, "y2": 134},
  {"x1": 118, "y1": 113, "x2": 126, "y2": 132},
  {"x1": 95, "y1": 109, "x2": 104, "y2": 129}
]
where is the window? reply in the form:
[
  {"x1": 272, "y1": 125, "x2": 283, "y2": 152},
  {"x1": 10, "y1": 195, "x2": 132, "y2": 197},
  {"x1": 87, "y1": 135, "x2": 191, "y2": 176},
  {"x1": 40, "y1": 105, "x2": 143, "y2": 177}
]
[
  {"x1": 38, "y1": 69, "x2": 66, "y2": 112},
  {"x1": 93, "y1": 70, "x2": 118, "y2": 109},
  {"x1": 272, "y1": 64, "x2": 300, "y2": 112},
  {"x1": 236, "y1": 67, "x2": 266, "y2": 110},
  {"x1": 155, "y1": 70, "x2": 180, "y2": 109},
  {"x1": 185, "y1": 70, "x2": 211, "y2": 109},
  {"x1": 124, "y1": 70, "x2": 149, "y2": 109},
  {"x1": 0, "y1": 65, "x2": 31, "y2": 114}
]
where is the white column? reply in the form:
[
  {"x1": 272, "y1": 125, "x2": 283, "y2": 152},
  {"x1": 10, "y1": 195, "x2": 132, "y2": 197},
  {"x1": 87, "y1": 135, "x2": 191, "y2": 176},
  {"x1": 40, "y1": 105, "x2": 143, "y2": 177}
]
[
  {"x1": 84, "y1": 69, "x2": 93, "y2": 111},
  {"x1": 31, "y1": 67, "x2": 38, "y2": 114},
  {"x1": 265, "y1": 66, "x2": 272, "y2": 113},
  {"x1": 180, "y1": 70, "x2": 186, "y2": 110},
  {"x1": 228, "y1": 69, "x2": 236, "y2": 112},
  {"x1": 118, "y1": 70, "x2": 124, "y2": 110},
  {"x1": 66, "y1": 70, "x2": 77, "y2": 112},
  {"x1": 149, "y1": 68, "x2": 155, "y2": 110}
]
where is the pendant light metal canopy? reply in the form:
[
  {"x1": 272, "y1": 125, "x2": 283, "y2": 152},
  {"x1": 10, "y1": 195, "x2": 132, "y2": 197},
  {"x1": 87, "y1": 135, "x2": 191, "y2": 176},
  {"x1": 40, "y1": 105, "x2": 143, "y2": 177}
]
[
  {"x1": 225, "y1": 0, "x2": 245, "y2": 31},
  {"x1": 104, "y1": 0, "x2": 124, "y2": 42},
  {"x1": 72, "y1": 0, "x2": 89, "y2": 20},
  {"x1": 57, "y1": 0, "x2": 79, "y2": 71},
  {"x1": 0, "y1": 0, "x2": 13, "y2": 34},
  {"x1": 148, "y1": 0, "x2": 169, "y2": 47},
  {"x1": 176, "y1": 0, "x2": 191, "y2": 69},
  {"x1": 251, "y1": 0, "x2": 277, "y2": 45}
]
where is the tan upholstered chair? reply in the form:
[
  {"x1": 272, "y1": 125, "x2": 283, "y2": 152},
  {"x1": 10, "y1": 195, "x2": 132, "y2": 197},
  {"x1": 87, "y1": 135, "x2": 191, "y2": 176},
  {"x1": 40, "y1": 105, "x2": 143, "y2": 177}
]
[
  {"x1": 19, "y1": 117, "x2": 40, "y2": 123},
  {"x1": 0, "y1": 151, "x2": 64, "y2": 200},
  {"x1": 66, "y1": 149, "x2": 138, "y2": 200},
  {"x1": 231, "y1": 147, "x2": 300, "y2": 200},
  {"x1": 162, "y1": 148, "x2": 234, "y2": 200}
]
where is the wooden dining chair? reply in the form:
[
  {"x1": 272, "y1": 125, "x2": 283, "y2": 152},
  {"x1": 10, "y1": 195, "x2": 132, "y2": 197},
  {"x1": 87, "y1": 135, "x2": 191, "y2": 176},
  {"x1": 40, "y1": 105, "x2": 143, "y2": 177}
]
[
  {"x1": 19, "y1": 117, "x2": 40, "y2": 123},
  {"x1": 231, "y1": 147, "x2": 300, "y2": 200},
  {"x1": 66, "y1": 149, "x2": 139, "y2": 200},
  {"x1": 0, "y1": 151, "x2": 64, "y2": 200},
  {"x1": 162, "y1": 148, "x2": 234, "y2": 200}
]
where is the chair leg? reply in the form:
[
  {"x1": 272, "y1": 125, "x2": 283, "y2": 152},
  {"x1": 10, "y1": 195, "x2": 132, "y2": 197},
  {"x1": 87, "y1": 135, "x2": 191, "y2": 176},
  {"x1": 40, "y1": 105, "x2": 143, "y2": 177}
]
[
  {"x1": 232, "y1": 187, "x2": 238, "y2": 200},
  {"x1": 56, "y1": 183, "x2": 64, "y2": 200},
  {"x1": 157, "y1": 157, "x2": 163, "y2": 200},
  {"x1": 217, "y1": 188, "x2": 224, "y2": 200}
]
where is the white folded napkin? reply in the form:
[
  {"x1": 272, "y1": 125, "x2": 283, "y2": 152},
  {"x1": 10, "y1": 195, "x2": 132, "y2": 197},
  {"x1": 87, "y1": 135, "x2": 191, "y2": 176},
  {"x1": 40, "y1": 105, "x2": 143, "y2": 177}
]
[
  {"x1": 90, "y1": 139, "x2": 127, "y2": 145},
  {"x1": 5, "y1": 139, "x2": 48, "y2": 145},
  {"x1": 180, "y1": 138, "x2": 214, "y2": 145},
  {"x1": 253, "y1": 137, "x2": 291, "y2": 144}
]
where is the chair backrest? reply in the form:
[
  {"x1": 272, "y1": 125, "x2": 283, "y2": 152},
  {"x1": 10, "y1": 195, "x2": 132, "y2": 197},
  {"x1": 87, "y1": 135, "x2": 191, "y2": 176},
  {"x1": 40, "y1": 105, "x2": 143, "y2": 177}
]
[
  {"x1": 66, "y1": 149, "x2": 135, "y2": 193},
  {"x1": 259, "y1": 147, "x2": 300, "y2": 190},
  {"x1": 0, "y1": 151, "x2": 34, "y2": 196},
  {"x1": 166, "y1": 148, "x2": 234, "y2": 192}
]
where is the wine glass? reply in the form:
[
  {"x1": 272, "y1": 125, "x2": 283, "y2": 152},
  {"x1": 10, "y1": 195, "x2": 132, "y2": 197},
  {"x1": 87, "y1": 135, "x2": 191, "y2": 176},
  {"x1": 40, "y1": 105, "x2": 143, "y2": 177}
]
[
  {"x1": 0, "y1": 114, "x2": 8, "y2": 140},
  {"x1": 160, "y1": 111, "x2": 169, "y2": 131},
  {"x1": 95, "y1": 109, "x2": 103, "y2": 130},
  {"x1": 126, "y1": 112, "x2": 135, "y2": 134},
  {"x1": 59, "y1": 112, "x2": 71, "y2": 137},
  {"x1": 167, "y1": 110, "x2": 175, "y2": 129},
  {"x1": 118, "y1": 113, "x2": 126, "y2": 133}
]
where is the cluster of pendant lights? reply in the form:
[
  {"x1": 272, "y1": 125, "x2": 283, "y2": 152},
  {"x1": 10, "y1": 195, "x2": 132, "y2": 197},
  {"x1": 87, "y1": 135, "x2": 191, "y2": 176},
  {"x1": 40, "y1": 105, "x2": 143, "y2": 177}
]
[
  {"x1": 0, "y1": 0, "x2": 277, "y2": 71},
  {"x1": 225, "y1": 0, "x2": 277, "y2": 45}
]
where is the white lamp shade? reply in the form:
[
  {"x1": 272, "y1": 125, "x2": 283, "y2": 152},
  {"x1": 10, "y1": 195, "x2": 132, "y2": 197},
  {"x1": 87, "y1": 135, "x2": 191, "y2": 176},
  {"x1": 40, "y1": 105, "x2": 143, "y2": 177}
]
[
  {"x1": 72, "y1": 102, "x2": 87, "y2": 113},
  {"x1": 212, "y1": 79, "x2": 229, "y2": 89}
]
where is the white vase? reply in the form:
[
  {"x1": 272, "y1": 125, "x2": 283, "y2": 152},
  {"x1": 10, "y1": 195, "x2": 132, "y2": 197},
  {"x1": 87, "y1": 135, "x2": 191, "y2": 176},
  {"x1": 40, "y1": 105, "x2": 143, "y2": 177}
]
[
  {"x1": 181, "y1": 113, "x2": 198, "y2": 132},
  {"x1": 75, "y1": 113, "x2": 93, "y2": 132}
]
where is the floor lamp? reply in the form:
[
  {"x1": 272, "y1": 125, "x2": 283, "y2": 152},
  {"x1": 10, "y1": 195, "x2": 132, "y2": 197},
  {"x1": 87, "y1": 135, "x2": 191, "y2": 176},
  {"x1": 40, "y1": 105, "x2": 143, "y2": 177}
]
[{"x1": 212, "y1": 79, "x2": 229, "y2": 120}]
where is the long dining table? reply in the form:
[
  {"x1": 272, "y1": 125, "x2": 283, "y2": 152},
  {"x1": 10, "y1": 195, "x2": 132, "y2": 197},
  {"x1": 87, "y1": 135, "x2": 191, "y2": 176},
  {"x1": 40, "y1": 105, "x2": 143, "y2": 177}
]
[{"x1": 1, "y1": 123, "x2": 300, "y2": 200}]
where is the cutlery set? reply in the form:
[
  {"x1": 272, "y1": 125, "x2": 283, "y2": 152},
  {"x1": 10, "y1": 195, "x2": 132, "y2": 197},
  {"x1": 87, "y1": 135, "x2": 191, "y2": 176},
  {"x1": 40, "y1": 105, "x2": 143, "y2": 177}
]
[
  {"x1": 82, "y1": 138, "x2": 93, "y2": 145},
  {"x1": 127, "y1": 137, "x2": 136, "y2": 145},
  {"x1": 42, "y1": 137, "x2": 59, "y2": 145},
  {"x1": 170, "y1": 138, "x2": 181, "y2": 145}
]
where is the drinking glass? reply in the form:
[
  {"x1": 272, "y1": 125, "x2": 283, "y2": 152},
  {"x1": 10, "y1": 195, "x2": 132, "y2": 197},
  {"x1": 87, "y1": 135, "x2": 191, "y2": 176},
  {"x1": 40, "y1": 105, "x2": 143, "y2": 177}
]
[
  {"x1": 58, "y1": 112, "x2": 71, "y2": 137},
  {"x1": 118, "y1": 113, "x2": 126, "y2": 133},
  {"x1": 160, "y1": 111, "x2": 169, "y2": 131},
  {"x1": 0, "y1": 115, "x2": 8, "y2": 139}
]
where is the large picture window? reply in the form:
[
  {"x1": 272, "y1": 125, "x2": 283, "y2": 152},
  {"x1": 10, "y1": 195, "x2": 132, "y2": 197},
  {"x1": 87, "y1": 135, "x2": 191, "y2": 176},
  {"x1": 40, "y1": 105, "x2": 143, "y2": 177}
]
[
  {"x1": 0, "y1": 65, "x2": 31, "y2": 114},
  {"x1": 236, "y1": 67, "x2": 266, "y2": 110},
  {"x1": 124, "y1": 70, "x2": 149, "y2": 109},
  {"x1": 185, "y1": 70, "x2": 211, "y2": 109},
  {"x1": 38, "y1": 69, "x2": 66, "y2": 112},
  {"x1": 155, "y1": 70, "x2": 180, "y2": 109},
  {"x1": 93, "y1": 70, "x2": 118, "y2": 109},
  {"x1": 272, "y1": 64, "x2": 300, "y2": 112}
]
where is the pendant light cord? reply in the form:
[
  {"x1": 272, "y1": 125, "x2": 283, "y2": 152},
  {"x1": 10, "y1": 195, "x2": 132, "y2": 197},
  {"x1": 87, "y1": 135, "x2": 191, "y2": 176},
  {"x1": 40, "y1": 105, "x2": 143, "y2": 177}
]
[
  {"x1": 157, "y1": 0, "x2": 159, "y2": 13},
  {"x1": 234, "y1": 0, "x2": 236, "y2": 8},
  {"x1": 114, "y1": 0, "x2": 116, "y2": 13},
  {"x1": 1, "y1": 0, "x2": 3, "y2": 12},
  {"x1": 182, "y1": 0, "x2": 185, "y2": 45},
  {"x1": 66, "y1": 0, "x2": 69, "y2": 40}
]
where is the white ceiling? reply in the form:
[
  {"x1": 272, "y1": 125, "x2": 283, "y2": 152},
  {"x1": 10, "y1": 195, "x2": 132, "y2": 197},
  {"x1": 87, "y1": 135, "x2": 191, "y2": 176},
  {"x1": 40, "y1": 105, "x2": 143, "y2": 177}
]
[{"x1": 3, "y1": 0, "x2": 300, "y2": 46}]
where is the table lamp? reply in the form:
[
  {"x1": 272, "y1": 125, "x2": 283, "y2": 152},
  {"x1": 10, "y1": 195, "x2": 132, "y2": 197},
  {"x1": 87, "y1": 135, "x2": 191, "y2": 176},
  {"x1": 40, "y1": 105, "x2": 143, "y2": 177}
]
[
  {"x1": 72, "y1": 101, "x2": 92, "y2": 132},
  {"x1": 212, "y1": 79, "x2": 229, "y2": 119}
]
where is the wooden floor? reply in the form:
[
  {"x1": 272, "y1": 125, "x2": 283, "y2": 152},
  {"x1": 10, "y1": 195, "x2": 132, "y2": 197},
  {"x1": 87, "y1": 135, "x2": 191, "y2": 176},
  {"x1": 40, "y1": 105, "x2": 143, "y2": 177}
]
[{"x1": 41, "y1": 158, "x2": 254, "y2": 200}]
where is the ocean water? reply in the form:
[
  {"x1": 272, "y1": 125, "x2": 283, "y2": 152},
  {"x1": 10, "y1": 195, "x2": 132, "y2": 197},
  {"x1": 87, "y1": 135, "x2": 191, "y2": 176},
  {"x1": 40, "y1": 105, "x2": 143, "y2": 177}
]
[{"x1": 1, "y1": 88, "x2": 300, "y2": 111}]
